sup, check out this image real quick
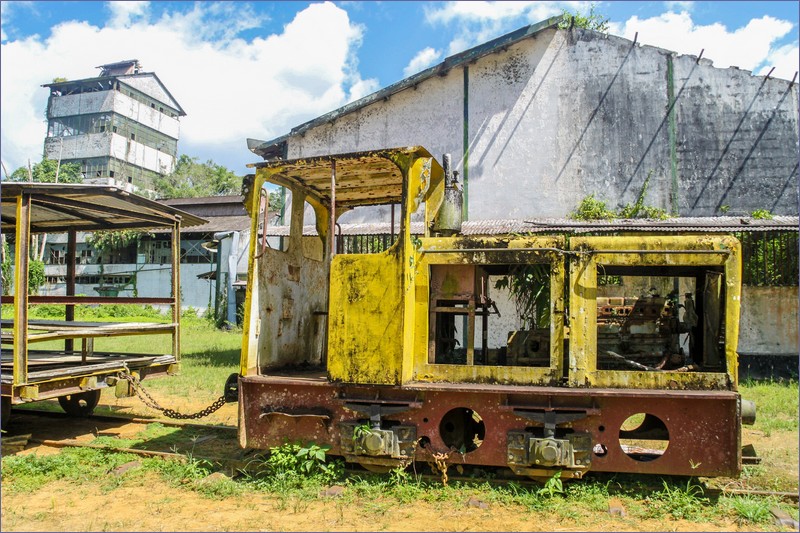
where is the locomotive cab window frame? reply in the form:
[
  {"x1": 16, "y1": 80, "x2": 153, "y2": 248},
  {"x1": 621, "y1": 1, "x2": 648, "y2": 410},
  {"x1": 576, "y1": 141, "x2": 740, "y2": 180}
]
[
  {"x1": 412, "y1": 236, "x2": 567, "y2": 386},
  {"x1": 569, "y1": 235, "x2": 741, "y2": 391}
]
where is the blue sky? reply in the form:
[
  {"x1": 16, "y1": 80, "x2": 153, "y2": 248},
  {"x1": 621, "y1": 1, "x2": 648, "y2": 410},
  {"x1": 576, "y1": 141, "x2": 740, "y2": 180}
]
[{"x1": 1, "y1": 1, "x2": 798, "y2": 177}]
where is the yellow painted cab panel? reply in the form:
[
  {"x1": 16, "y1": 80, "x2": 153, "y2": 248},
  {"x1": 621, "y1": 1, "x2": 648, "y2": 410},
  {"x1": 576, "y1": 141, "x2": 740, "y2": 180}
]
[{"x1": 327, "y1": 250, "x2": 405, "y2": 384}]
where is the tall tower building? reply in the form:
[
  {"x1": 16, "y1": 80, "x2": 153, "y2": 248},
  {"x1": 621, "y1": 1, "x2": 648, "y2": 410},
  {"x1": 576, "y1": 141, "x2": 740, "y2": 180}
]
[{"x1": 42, "y1": 59, "x2": 185, "y2": 192}]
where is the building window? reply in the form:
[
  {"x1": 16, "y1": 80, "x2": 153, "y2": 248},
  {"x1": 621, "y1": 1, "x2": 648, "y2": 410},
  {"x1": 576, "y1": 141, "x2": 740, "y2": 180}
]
[
  {"x1": 127, "y1": 176, "x2": 133, "y2": 183},
  {"x1": 130, "y1": 133, "x2": 135, "y2": 141},
  {"x1": 96, "y1": 170, "x2": 102, "y2": 177},
  {"x1": 99, "y1": 125, "x2": 105, "y2": 132},
  {"x1": 113, "y1": 126, "x2": 117, "y2": 133},
  {"x1": 109, "y1": 171, "x2": 115, "y2": 178}
]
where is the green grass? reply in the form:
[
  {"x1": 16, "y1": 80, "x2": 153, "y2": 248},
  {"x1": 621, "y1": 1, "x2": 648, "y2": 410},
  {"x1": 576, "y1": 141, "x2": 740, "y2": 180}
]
[
  {"x1": 4, "y1": 447, "x2": 799, "y2": 526},
  {"x1": 739, "y1": 379, "x2": 799, "y2": 435}
]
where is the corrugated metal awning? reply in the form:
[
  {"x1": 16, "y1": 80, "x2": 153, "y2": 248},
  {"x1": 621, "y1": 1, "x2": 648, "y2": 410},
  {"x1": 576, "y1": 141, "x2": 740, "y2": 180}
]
[
  {"x1": 264, "y1": 217, "x2": 798, "y2": 237},
  {"x1": 1, "y1": 182, "x2": 207, "y2": 233}
]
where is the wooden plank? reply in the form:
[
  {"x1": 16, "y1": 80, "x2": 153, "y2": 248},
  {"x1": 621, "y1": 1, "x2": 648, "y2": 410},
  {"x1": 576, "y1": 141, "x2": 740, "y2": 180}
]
[
  {"x1": 171, "y1": 221, "x2": 181, "y2": 361},
  {"x1": 25, "y1": 324, "x2": 176, "y2": 342},
  {"x1": 1, "y1": 296, "x2": 174, "y2": 305},
  {"x1": 13, "y1": 194, "x2": 30, "y2": 386},
  {"x1": 2, "y1": 319, "x2": 174, "y2": 330}
]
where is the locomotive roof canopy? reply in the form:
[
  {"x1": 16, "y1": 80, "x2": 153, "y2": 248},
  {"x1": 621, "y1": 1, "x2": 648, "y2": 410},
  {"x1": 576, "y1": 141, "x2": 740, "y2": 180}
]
[
  {"x1": 1, "y1": 182, "x2": 207, "y2": 234},
  {"x1": 248, "y1": 146, "x2": 436, "y2": 208}
]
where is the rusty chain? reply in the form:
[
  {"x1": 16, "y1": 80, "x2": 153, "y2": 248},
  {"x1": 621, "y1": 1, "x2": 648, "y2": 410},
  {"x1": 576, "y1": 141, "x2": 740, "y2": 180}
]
[
  {"x1": 429, "y1": 450, "x2": 450, "y2": 485},
  {"x1": 120, "y1": 371, "x2": 228, "y2": 420}
]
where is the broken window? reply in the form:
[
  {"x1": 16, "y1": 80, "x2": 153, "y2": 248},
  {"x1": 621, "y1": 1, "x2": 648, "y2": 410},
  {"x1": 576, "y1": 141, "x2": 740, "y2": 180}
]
[
  {"x1": 302, "y1": 201, "x2": 323, "y2": 261},
  {"x1": 429, "y1": 263, "x2": 551, "y2": 367},
  {"x1": 595, "y1": 265, "x2": 726, "y2": 373}
]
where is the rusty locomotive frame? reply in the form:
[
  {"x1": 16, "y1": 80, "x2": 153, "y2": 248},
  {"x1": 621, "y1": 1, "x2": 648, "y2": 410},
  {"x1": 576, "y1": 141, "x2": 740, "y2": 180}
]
[{"x1": 234, "y1": 146, "x2": 754, "y2": 479}]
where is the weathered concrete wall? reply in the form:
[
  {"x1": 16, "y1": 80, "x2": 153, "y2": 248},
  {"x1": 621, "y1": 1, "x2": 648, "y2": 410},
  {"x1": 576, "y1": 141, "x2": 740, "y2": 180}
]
[
  {"x1": 45, "y1": 133, "x2": 112, "y2": 160},
  {"x1": 285, "y1": 28, "x2": 798, "y2": 220},
  {"x1": 121, "y1": 74, "x2": 182, "y2": 113},
  {"x1": 47, "y1": 90, "x2": 180, "y2": 139},
  {"x1": 738, "y1": 286, "x2": 799, "y2": 356},
  {"x1": 109, "y1": 133, "x2": 175, "y2": 174},
  {"x1": 114, "y1": 91, "x2": 181, "y2": 139},
  {"x1": 48, "y1": 91, "x2": 116, "y2": 117},
  {"x1": 44, "y1": 133, "x2": 175, "y2": 174}
]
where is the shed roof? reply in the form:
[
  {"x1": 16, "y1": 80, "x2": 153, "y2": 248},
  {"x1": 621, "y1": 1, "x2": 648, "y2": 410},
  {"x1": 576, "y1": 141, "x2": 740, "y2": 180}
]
[{"x1": 1, "y1": 183, "x2": 206, "y2": 233}]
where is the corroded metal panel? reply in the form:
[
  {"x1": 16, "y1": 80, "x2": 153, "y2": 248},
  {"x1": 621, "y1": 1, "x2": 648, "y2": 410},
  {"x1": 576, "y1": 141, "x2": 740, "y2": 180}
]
[{"x1": 254, "y1": 195, "x2": 329, "y2": 370}]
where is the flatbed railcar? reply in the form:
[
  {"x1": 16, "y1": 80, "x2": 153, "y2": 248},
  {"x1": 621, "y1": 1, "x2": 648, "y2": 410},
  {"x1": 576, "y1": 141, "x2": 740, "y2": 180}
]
[
  {"x1": 1, "y1": 183, "x2": 206, "y2": 428},
  {"x1": 233, "y1": 147, "x2": 753, "y2": 479}
]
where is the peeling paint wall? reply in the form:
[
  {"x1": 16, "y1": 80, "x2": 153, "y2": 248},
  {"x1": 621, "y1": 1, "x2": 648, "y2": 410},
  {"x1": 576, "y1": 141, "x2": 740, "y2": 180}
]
[{"x1": 285, "y1": 28, "x2": 798, "y2": 219}]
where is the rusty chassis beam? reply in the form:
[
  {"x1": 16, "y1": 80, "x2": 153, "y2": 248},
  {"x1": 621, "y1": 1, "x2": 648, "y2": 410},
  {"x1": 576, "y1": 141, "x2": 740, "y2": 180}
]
[{"x1": 239, "y1": 377, "x2": 741, "y2": 478}]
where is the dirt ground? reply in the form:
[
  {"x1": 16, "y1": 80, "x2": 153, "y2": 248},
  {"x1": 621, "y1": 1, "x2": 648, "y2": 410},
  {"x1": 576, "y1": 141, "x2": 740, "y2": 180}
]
[
  {"x1": 1, "y1": 392, "x2": 798, "y2": 532},
  {"x1": 0, "y1": 473, "x2": 767, "y2": 533}
]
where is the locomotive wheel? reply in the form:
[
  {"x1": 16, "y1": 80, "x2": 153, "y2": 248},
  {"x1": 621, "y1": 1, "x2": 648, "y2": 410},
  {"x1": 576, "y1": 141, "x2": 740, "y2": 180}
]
[
  {"x1": 359, "y1": 462, "x2": 395, "y2": 474},
  {"x1": 1, "y1": 396, "x2": 11, "y2": 430},
  {"x1": 58, "y1": 390, "x2": 101, "y2": 417}
]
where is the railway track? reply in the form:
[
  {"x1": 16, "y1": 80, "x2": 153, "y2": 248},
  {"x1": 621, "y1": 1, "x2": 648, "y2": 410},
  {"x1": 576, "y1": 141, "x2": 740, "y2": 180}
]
[{"x1": 3, "y1": 408, "x2": 797, "y2": 504}]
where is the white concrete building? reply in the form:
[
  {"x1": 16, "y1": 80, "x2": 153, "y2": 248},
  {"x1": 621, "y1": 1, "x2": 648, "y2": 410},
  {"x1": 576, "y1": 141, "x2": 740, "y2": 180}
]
[{"x1": 42, "y1": 59, "x2": 185, "y2": 192}]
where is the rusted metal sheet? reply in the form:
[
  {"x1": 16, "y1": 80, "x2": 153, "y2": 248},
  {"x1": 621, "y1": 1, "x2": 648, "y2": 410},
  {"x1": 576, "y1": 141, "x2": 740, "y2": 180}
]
[{"x1": 239, "y1": 376, "x2": 741, "y2": 477}]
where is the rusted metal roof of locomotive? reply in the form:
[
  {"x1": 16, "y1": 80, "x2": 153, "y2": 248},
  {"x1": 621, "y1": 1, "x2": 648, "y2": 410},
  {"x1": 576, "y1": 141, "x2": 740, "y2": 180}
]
[
  {"x1": 264, "y1": 216, "x2": 798, "y2": 236},
  {"x1": 247, "y1": 146, "x2": 434, "y2": 208}
]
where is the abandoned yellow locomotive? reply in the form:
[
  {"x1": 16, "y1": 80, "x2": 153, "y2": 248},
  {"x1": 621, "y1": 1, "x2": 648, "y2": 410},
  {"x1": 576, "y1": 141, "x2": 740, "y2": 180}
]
[{"x1": 233, "y1": 146, "x2": 753, "y2": 479}]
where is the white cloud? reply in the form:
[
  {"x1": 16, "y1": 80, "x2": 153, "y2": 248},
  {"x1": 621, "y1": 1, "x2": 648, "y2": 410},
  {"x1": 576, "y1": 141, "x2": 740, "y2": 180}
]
[
  {"x1": 759, "y1": 43, "x2": 800, "y2": 80},
  {"x1": 107, "y1": 1, "x2": 150, "y2": 28},
  {"x1": 0, "y1": 1, "x2": 376, "y2": 174},
  {"x1": 403, "y1": 47, "x2": 443, "y2": 77},
  {"x1": 424, "y1": 1, "x2": 591, "y2": 55},
  {"x1": 608, "y1": 12, "x2": 795, "y2": 79}
]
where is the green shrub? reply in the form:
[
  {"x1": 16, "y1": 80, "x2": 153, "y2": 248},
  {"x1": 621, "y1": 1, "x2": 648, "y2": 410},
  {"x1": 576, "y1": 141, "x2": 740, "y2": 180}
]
[{"x1": 571, "y1": 194, "x2": 616, "y2": 220}]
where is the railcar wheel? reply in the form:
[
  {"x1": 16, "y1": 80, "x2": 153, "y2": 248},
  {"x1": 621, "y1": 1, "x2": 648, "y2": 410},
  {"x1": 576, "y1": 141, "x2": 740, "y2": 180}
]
[
  {"x1": 359, "y1": 463, "x2": 394, "y2": 474},
  {"x1": 58, "y1": 390, "x2": 101, "y2": 417},
  {"x1": 1, "y1": 396, "x2": 11, "y2": 430}
]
